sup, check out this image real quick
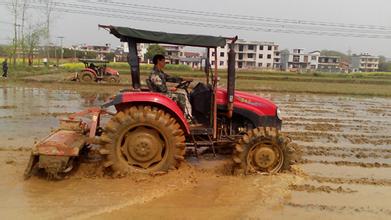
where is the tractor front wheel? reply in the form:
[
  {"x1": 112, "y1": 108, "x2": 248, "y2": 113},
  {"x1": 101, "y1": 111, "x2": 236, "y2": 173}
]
[
  {"x1": 106, "y1": 75, "x2": 120, "y2": 83},
  {"x1": 233, "y1": 127, "x2": 298, "y2": 175},
  {"x1": 100, "y1": 106, "x2": 186, "y2": 176}
]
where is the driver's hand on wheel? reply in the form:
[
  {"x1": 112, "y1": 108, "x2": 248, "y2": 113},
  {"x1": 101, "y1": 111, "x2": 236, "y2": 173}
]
[{"x1": 181, "y1": 77, "x2": 193, "y2": 82}]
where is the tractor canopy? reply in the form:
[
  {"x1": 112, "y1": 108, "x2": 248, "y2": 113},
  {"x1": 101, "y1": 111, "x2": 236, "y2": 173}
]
[{"x1": 101, "y1": 25, "x2": 227, "y2": 48}]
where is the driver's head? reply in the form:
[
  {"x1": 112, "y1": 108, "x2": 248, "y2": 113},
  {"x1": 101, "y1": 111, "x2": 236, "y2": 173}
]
[{"x1": 153, "y1": 54, "x2": 166, "y2": 70}]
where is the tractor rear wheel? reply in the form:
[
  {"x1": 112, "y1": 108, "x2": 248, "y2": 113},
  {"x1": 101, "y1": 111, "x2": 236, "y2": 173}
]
[
  {"x1": 80, "y1": 71, "x2": 94, "y2": 82},
  {"x1": 100, "y1": 106, "x2": 186, "y2": 176},
  {"x1": 232, "y1": 127, "x2": 298, "y2": 175}
]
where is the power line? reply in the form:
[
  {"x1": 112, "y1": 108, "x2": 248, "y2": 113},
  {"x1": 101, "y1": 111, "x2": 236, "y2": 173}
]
[
  {"x1": 77, "y1": 0, "x2": 391, "y2": 31},
  {"x1": 1, "y1": 1, "x2": 391, "y2": 39},
  {"x1": 40, "y1": 1, "x2": 391, "y2": 35}
]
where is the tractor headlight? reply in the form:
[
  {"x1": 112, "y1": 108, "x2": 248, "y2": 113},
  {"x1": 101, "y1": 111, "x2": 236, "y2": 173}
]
[{"x1": 276, "y1": 108, "x2": 282, "y2": 120}]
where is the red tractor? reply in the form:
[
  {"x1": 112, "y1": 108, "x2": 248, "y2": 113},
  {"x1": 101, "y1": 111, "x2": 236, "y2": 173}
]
[
  {"x1": 25, "y1": 25, "x2": 298, "y2": 179},
  {"x1": 77, "y1": 59, "x2": 120, "y2": 83}
]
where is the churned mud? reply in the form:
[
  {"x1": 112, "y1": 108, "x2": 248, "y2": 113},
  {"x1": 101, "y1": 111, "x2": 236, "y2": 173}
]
[{"x1": 0, "y1": 81, "x2": 391, "y2": 219}]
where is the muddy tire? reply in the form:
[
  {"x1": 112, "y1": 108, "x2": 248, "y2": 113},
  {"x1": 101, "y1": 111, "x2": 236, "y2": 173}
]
[
  {"x1": 100, "y1": 106, "x2": 186, "y2": 176},
  {"x1": 232, "y1": 127, "x2": 298, "y2": 175},
  {"x1": 80, "y1": 71, "x2": 95, "y2": 82},
  {"x1": 106, "y1": 75, "x2": 120, "y2": 83}
]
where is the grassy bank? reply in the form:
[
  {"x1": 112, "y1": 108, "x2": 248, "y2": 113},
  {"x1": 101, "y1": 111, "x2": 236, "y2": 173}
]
[{"x1": 2, "y1": 64, "x2": 391, "y2": 97}]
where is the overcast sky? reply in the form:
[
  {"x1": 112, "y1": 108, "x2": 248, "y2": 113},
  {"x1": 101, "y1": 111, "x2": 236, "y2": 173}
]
[{"x1": 1, "y1": 0, "x2": 391, "y2": 57}]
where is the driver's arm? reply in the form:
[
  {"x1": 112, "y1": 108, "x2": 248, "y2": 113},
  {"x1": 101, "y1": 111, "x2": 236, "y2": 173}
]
[{"x1": 164, "y1": 72, "x2": 183, "y2": 83}]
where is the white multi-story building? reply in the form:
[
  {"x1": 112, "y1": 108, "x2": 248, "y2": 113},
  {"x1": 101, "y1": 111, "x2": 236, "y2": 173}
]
[
  {"x1": 209, "y1": 39, "x2": 280, "y2": 69},
  {"x1": 280, "y1": 49, "x2": 320, "y2": 71},
  {"x1": 351, "y1": 53, "x2": 379, "y2": 72}
]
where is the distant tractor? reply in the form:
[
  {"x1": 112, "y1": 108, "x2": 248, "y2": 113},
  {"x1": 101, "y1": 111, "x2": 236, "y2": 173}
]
[
  {"x1": 77, "y1": 59, "x2": 120, "y2": 83},
  {"x1": 25, "y1": 25, "x2": 299, "y2": 179}
]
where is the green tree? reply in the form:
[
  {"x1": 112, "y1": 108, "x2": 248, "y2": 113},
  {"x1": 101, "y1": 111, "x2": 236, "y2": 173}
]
[
  {"x1": 320, "y1": 50, "x2": 351, "y2": 63},
  {"x1": 145, "y1": 44, "x2": 166, "y2": 62},
  {"x1": 25, "y1": 25, "x2": 46, "y2": 65},
  {"x1": 378, "y1": 55, "x2": 391, "y2": 72}
]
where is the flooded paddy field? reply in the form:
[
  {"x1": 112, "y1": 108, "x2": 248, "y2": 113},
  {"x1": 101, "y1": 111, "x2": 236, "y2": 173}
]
[{"x1": 0, "y1": 81, "x2": 390, "y2": 219}]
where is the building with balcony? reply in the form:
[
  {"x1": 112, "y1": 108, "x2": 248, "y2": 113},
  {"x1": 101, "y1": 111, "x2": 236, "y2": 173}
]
[
  {"x1": 281, "y1": 49, "x2": 320, "y2": 71},
  {"x1": 160, "y1": 44, "x2": 185, "y2": 65},
  {"x1": 351, "y1": 53, "x2": 379, "y2": 72},
  {"x1": 318, "y1": 56, "x2": 341, "y2": 72},
  {"x1": 179, "y1": 52, "x2": 202, "y2": 69},
  {"x1": 209, "y1": 39, "x2": 280, "y2": 69}
]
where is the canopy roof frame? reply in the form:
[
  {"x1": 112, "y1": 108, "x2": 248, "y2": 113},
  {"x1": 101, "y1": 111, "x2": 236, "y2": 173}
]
[{"x1": 99, "y1": 25, "x2": 233, "y2": 48}]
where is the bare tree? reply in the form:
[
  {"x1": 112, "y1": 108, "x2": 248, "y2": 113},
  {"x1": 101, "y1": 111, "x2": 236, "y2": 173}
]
[
  {"x1": 25, "y1": 24, "x2": 46, "y2": 66},
  {"x1": 42, "y1": 0, "x2": 56, "y2": 64},
  {"x1": 20, "y1": 0, "x2": 30, "y2": 65},
  {"x1": 9, "y1": 0, "x2": 19, "y2": 66}
]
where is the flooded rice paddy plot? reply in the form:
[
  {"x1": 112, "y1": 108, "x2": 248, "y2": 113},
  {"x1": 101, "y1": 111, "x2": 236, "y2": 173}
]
[
  {"x1": 0, "y1": 85, "x2": 113, "y2": 148},
  {"x1": 0, "y1": 84, "x2": 390, "y2": 219},
  {"x1": 254, "y1": 92, "x2": 391, "y2": 219}
]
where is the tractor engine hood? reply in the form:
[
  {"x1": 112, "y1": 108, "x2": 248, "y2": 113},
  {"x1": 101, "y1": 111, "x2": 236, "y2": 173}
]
[{"x1": 216, "y1": 88, "x2": 278, "y2": 117}]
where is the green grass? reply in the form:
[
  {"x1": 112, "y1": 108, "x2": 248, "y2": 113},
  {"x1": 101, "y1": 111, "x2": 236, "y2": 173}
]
[{"x1": 2, "y1": 63, "x2": 391, "y2": 97}]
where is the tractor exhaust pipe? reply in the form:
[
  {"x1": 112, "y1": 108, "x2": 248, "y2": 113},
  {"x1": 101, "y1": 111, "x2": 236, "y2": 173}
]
[{"x1": 227, "y1": 37, "x2": 237, "y2": 119}]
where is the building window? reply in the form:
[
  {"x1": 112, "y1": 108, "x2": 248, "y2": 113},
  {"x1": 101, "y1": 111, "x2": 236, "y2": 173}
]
[
  {"x1": 311, "y1": 56, "x2": 317, "y2": 60},
  {"x1": 248, "y1": 54, "x2": 254, "y2": 58},
  {"x1": 211, "y1": 61, "x2": 215, "y2": 65},
  {"x1": 267, "y1": 54, "x2": 272, "y2": 59},
  {"x1": 259, "y1": 54, "x2": 263, "y2": 59},
  {"x1": 239, "y1": 45, "x2": 244, "y2": 51},
  {"x1": 259, "y1": 45, "x2": 263, "y2": 50},
  {"x1": 220, "y1": 46, "x2": 225, "y2": 49},
  {"x1": 220, "y1": 61, "x2": 224, "y2": 66},
  {"x1": 212, "y1": 52, "x2": 215, "y2": 56},
  {"x1": 220, "y1": 52, "x2": 225, "y2": 57},
  {"x1": 238, "y1": 54, "x2": 243, "y2": 60},
  {"x1": 248, "y1": 45, "x2": 254, "y2": 50},
  {"x1": 258, "y1": 63, "x2": 263, "y2": 67},
  {"x1": 267, "y1": 63, "x2": 271, "y2": 68},
  {"x1": 268, "y1": 46, "x2": 272, "y2": 50}
]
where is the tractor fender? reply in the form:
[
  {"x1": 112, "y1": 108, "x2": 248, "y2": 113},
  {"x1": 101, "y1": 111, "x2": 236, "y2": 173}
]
[
  {"x1": 80, "y1": 68, "x2": 97, "y2": 77},
  {"x1": 102, "y1": 92, "x2": 190, "y2": 134}
]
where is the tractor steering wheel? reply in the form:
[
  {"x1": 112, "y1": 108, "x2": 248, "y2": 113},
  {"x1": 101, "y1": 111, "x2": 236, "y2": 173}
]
[{"x1": 176, "y1": 79, "x2": 193, "y2": 90}]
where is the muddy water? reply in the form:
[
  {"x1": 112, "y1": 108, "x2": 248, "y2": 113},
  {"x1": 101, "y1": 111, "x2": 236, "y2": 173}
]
[
  {"x1": 261, "y1": 92, "x2": 391, "y2": 220},
  {"x1": 1, "y1": 83, "x2": 391, "y2": 219},
  {"x1": 0, "y1": 85, "x2": 113, "y2": 148}
]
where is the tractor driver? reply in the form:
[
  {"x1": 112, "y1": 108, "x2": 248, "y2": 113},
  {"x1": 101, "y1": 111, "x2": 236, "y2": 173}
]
[{"x1": 149, "y1": 54, "x2": 193, "y2": 121}]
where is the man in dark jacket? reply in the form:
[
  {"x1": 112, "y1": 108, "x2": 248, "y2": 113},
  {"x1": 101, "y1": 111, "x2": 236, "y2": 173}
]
[
  {"x1": 149, "y1": 54, "x2": 192, "y2": 120},
  {"x1": 2, "y1": 59, "x2": 8, "y2": 78}
]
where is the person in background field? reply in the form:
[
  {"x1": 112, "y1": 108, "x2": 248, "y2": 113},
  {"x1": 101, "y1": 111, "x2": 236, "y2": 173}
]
[
  {"x1": 148, "y1": 54, "x2": 193, "y2": 121},
  {"x1": 2, "y1": 59, "x2": 8, "y2": 78}
]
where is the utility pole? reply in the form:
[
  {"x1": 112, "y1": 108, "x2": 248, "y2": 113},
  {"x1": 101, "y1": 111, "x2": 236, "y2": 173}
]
[{"x1": 57, "y1": 36, "x2": 64, "y2": 66}]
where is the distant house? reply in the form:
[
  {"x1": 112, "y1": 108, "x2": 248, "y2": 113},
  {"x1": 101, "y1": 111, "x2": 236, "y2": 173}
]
[
  {"x1": 280, "y1": 49, "x2": 320, "y2": 71},
  {"x1": 161, "y1": 44, "x2": 185, "y2": 65},
  {"x1": 339, "y1": 61, "x2": 350, "y2": 73},
  {"x1": 351, "y1": 53, "x2": 379, "y2": 72},
  {"x1": 210, "y1": 39, "x2": 280, "y2": 69},
  {"x1": 74, "y1": 44, "x2": 112, "y2": 60},
  {"x1": 179, "y1": 52, "x2": 201, "y2": 69},
  {"x1": 318, "y1": 56, "x2": 341, "y2": 72}
]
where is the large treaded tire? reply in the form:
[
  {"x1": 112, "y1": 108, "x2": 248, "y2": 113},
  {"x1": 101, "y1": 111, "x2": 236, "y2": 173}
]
[
  {"x1": 232, "y1": 127, "x2": 298, "y2": 175},
  {"x1": 99, "y1": 106, "x2": 186, "y2": 176},
  {"x1": 80, "y1": 71, "x2": 95, "y2": 82}
]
